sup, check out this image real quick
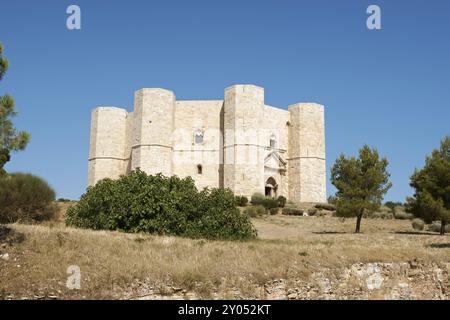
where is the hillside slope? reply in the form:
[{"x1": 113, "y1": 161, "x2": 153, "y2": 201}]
[{"x1": 1, "y1": 216, "x2": 449, "y2": 300}]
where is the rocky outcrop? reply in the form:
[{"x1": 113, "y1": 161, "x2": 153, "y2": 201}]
[{"x1": 128, "y1": 261, "x2": 450, "y2": 300}]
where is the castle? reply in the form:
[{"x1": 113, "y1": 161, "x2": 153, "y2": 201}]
[{"x1": 88, "y1": 84, "x2": 326, "y2": 203}]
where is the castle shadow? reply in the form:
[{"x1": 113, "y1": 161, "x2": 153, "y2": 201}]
[
  {"x1": 312, "y1": 231, "x2": 348, "y2": 235},
  {"x1": 393, "y1": 231, "x2": 439, "y2": 236},
  {"x1": 427, "y1": 243, "x2": 450, "y2": 249}
]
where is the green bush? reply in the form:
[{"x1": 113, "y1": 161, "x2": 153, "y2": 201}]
[
  {"x1": 187, "y1": 188, "x2": 257, "y2": 240},
  {"x1": 427, "y1": 223, "x2": 450, "y2": 233},
  {"x1": 315, "y1": 210, "x2": 327, "y2": 217},
  {"x1": 243, "y1": 206, "x2": 257, "y2": 218},
  {"x1": 66, "y1": 170, "x2": 257, "y2": 240},
  {"x1": 282, "y1": 207, "x2": 304, "y2": 216},
  {"x1": 269, "y1": 207, "x2": 279, "y2": 215},
  {"x1": 276, "y1": 196, "x2": 287, "y2": 208},
  {"x1": 262, "y1": 198, "x2": 278, "y2": 209},
  {"x1": 250, "y1": 193, "x2": 265, "y2": 205},
  {"x1": 244, "y1": 205, "x2": 267, "y2": 218},
  {"x1": 394, "y1": 211, "x2": 413, "y2": 220},
  {"x1": 385, "y1": 201, "x2": 403, "y2": 213},
  {"x1": 0, "y1": 173, "x2": 56, "y2": 223},
  {"x1": 234, "y1": 195, "x2": 248, "y2": 207},
  {"x1": 314, "y1": 203, "x2": 336, "y2": 211},
  {"x1": 307, "y1": 208, "x2": 318, "y2": 216},
  {"x1": 250, "y1": 193, "x2": 280, "y2": 209},
  {"x1": 370, "y1": 211, "x2": 394, "y2": 219},
  {"x1": 411, "y1": 218, "x2": 425, "y2": 231}
]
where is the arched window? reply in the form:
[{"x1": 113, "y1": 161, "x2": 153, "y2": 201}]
[
  {"x1": 194, "y1": 129, "x2": 204, "y2": 144},
  {"x1": 197, "y1": 164, "x2": 203, "y2": 174},
  {"x1": 270, "y1": 135, "x2": 277, "y2": 149}
]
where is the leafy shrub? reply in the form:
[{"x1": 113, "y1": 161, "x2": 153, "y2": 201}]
[
  {"x1": 314, "y1": 203, "x2": 336, "y2": 211},
  {"x1": 385, "y1": 201, "x2": 403, "y2": 212},
  {"x1": 66, "y1": 170, "x2": 256, "y2": 240},
  {"x1": 394, "y1": 211, "x2": 413, "y2": 220},
  {"x1": 315, "y1": 210, "x2": 327, "y2": 217},
  {"x1": 308, "y1": 208, "x2": 318, "y2": 216},
  {"x1": 256, "y1": 205, "x2": 268, "y2": 215},
  {"x1": 269, "y1": 207, "x2": 279, "y2": 215},
  {"x1": 250, "y1": 193, "x2": 265, "y2": 205},
  {"x1": 379, "y1": 206, "x2": 392, "y2": 214},
  {"x1": 243, "y1": 207, "x2": 257, "y2": 218},
  {"x1": 411, "y1": 218, "x2": 425, "y2": 231},
  {"x1": 187, "y1": 188, "x2": 257, "y2": 240},
  {"x1": 250, "y1": 193, "x2": 279, "y2": 209},
  {"x1": 234, "y1": 195, "x2": 248, "y2": 207},
  {"x1": 282, "y1": 207, "x2": 304, "y2": 216},
  {"x1": 385, "y1": 212, "x2": 395, "y2": 219},
  {"x1": 262, "y1": 198, "x2": 278, "y2": 209},
  {"x1": 394, "y1": 205, "x2": 405, "y2": 213},
  {"x1": 370, "y1": 211, "x2": 394, "y2": 219},
  {"x1": 244, "y1": 205, "x2": 267, "y2": 218},
  {"x1": 0, "y1": 173, "x2": 56, "y2": 223},
  {"x1": 427, "y1": 223, "x2": 450, "y2": 233},
  {"x1": 276, "y1": 196, "x2": 287, "y2": 208}
]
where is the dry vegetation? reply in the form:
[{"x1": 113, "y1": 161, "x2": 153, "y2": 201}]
[{"x1": 1, "y1": 208, "x2": 449, "y2": 299}]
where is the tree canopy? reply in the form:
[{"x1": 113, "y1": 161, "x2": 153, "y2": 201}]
[
  {"x1": 0, "y1": 42, "x2": 30, "y2": 174},
  {"x1": 331, "y1": 145, "x2": 392, "y2": 233},
  {"x1": 406, "y1": 136, "x2": 450, "y2": 235}
]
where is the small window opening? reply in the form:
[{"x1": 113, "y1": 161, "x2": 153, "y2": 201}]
[
  {"x1": 197, "y1": 164, "x2": 203, "y2": 174},
  {"x1": 194, "y1": 130, "x2": 204, "y2": 144},
  {"x1": 270, "y1": 135, "x2": 277, "y2": 149}
]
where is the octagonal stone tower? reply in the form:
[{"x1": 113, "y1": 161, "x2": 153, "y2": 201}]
[
  {"x1": 131, "y1": 88, "x2": 175, "y2": 175},
  {"x1": 88, "y1": 107, "x2": 129, "y2": 186},
  {"x1": 223, "y1": 85, "x2": 265, "y2": 197},
  {"x1": 288, "y1": 103, "x2": 326, "y2": 203}
]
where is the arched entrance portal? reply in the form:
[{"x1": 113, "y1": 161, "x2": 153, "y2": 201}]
[{"x1": 265, "y1": 177, "x2": 278, "y2": 198}]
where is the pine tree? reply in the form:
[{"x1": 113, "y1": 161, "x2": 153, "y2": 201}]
[
  {"x1": 331, "y1": 145, "x2": 392, "y2": 233},
  {"x1": 0, "y1": 42, "x2": 30, "y2": 175},
  {"x1": 406, "y1": 136, "x2": 450, "y2": 235}
]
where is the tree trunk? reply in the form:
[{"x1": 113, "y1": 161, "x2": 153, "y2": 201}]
[
  {"x1": 355, "y1": 213, "x2": 363, "y2": 233},
  {"x1": 440, "y1": 220, "x2": 446, "y2": 236}
]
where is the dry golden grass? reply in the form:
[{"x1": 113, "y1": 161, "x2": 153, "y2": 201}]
[{"x1": 0, "y1": 215, "x2": 449, "y2": 299}]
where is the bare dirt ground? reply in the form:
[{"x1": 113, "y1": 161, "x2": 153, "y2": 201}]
[{"x1": 0, "y1": 214, "x2": 449, "y2": 300}]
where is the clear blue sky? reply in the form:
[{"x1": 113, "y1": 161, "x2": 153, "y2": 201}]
[{"x1": 1, "y1": 0, "x2": 449, "y2": 201}]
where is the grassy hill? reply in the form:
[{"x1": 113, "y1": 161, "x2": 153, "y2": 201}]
[{"x1": 1, "y1": 213, "x2": 449, "y2": 300}]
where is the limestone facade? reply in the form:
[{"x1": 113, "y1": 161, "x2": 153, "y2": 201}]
[{"x1": 88, "y1": 84, "x2": 326, "y2": 203}]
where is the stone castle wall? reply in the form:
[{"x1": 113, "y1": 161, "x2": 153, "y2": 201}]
[
  {"x1": 172, "y1": 100, "x2": 224, "y2": 190},
  {"x1": 87, "y1": 85, "x2": 326, "y2": 203}
]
